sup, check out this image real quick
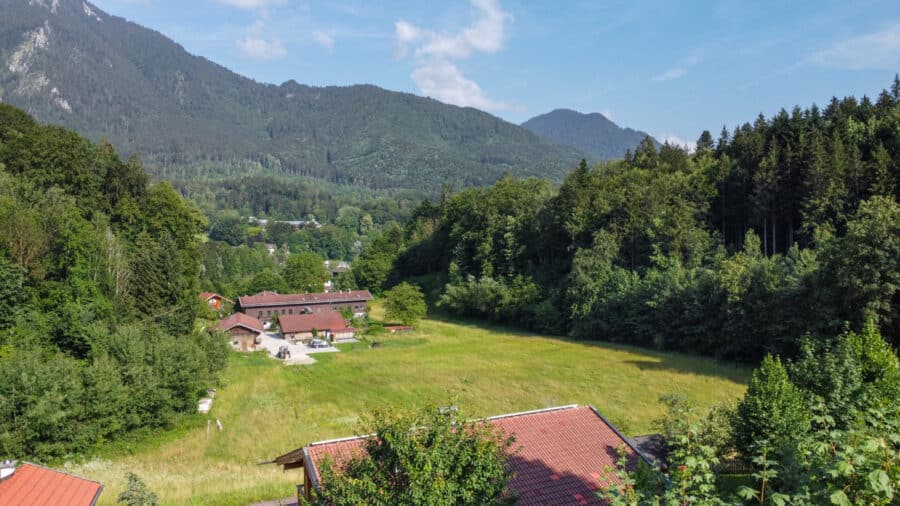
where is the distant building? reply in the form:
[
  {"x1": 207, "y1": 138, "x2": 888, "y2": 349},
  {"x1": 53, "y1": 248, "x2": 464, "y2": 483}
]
[
  {"x1": 0, "y1": 460, "x2": 104, "y2": 506},
  {"x1": 278, "y1": 312, "x2": 354, "y2": 343},
  {"x1": 200, "y1": 292, "x2": 232, "y2": 311},
  {"x1": 271, "y1": 405, "x2": 647, "y2": 505},
  {"x1": 249, "y1": 217, "x2": 322, "y2": 230},
  {"x1": 216, "y1": 313, "x2": 264, "y2": 351},
  {"x1": 265, "y1": 243, "x2": 277, "y2": 255},
  {"x1": 236, "y1": 290, "x2": 373, "y2": 322},
  {"x1": 324, "y1": 260, "x2": 351, "y2": 277}
]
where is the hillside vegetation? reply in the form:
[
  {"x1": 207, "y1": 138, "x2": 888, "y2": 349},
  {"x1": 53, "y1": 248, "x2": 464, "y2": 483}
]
[
  {"x1": 0, "y1": 103, "x2": 229, "y2": 461},
  {"x1": 0, "y1": 0, "x2": 584, "y2": 191},
  {"x1": 352, "y1": 78, "x2": 900, "y2": 361}
]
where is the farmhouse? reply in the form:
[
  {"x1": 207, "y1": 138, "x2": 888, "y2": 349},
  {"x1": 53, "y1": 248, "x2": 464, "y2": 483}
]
[
  {"x1": 200, "y1": 292, "x2": 231, "y2": 311},
  {"x1": 278, "y1": 312, "x2": 354, "y2": 343},
  {"x1": 216, "y1": 312, "x2": 264, "y2": 351},
  {"x1": 272, "y1": 405, "x2": 646, "y2": 505},
  {"x1": 0, "y1": 460, "x2": 104, "y2": 506},
  {"x1": 236, "y1": 290, "x2": 372, "y2": 321}
]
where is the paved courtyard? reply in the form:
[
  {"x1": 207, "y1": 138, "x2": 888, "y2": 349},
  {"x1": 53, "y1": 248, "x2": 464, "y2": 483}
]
[{"x1": 254, "y1": 332, "x2": 341, "y2": 365}]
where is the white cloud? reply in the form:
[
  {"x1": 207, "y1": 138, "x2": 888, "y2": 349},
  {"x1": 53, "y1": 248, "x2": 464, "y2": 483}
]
[
  {"x1": 312, "y1": 30, "x2": 334, "y2": 49},
  {"x1": 217, "y1": 0, "x2": 286, "y2": 9},
  {"x1": 237, "y1": 20, "x2": 286, "y2": 60},
  {"x1": 662, "y1": 134, "x2": 696, "y2": 153},
  {"x1": 394, "y1": 0, "x2": 522, "y2": 113},
  {"x1": 652, "y1": 52, "x2": 701, "y2": 82},
  {"x1": 812, "y1": 22, "x2": 900, "y2": 70},
  {"x1": 652, "y1": 67, "x2": 687, "y2": 82}
]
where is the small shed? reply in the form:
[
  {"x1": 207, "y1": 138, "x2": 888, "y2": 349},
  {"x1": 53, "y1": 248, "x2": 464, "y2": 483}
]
[{"x1": 216, "y1": 313, "x2": 265, "y2": 351}]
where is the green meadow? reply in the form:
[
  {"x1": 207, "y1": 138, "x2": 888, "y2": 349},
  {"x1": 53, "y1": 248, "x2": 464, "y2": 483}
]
[{"x1": 68, "y1": 315, "x2": 749, "y2": 505}]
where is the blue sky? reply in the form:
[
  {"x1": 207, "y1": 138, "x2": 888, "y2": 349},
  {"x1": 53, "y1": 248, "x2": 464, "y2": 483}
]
[{"x1": 91, "y1": 0, "x2": 900, "y2": 148}]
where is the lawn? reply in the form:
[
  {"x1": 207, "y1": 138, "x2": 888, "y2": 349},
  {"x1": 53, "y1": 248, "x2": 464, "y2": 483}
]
[{"x1": 67, "y1": 316, "x2": 749, "y2": 505}]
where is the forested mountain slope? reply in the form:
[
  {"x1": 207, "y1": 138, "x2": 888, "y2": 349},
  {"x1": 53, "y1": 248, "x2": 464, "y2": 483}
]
[
  {"x1": 522, "y1": 108, "x2": 658, "y2": 160},
  {"x1": 0, "y1": 0, "x2": 585, "y2": 191},
  {"x1": 0, "y1": 102, "x2": 228, "y2": 461}
]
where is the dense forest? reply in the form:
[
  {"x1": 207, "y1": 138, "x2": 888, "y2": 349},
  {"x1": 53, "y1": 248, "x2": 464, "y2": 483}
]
[
  {"x1": 352, "y1": 78, "x2": 900, "y2": 361},
  {"x1": 0, "y1": 103, "x2": 229, "y2": 461}
]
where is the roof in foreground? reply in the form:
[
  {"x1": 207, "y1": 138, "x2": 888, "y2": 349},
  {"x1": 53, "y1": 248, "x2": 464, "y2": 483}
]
[
  {"x1": 0, "y1": 462, "x2": 103, "y2": 506},
  {"x1": 301, "y1": 405, "x2": 641, "y2": 506},
  {"x1": 237, "y1": 290, "x2": 373, "y2": 308},
  {"x1": 216, "y1": 312, "x2": 264, "y2": 333}
]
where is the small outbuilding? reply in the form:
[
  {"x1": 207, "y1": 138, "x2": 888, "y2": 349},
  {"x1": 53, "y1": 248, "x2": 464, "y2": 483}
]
[
  {"x1": 278, "y1": 312, "x2": 354, "y2": 344},
  {"x1": 200, "y1": 292, "x2": 232, "y2": 312},
  {"x1": 216, "y1": 312, "x2": 265, "y2": 351}
]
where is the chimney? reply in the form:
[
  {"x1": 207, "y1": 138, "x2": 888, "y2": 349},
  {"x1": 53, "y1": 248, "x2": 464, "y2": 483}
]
[{"x1": 0, "y1": 460, "x2": 17, "y2": 481}]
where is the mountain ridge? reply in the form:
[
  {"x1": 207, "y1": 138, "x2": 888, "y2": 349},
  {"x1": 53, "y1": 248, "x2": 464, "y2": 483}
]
[
  {"x1": 522, "y1": 108, "x2": 658, "y2": 160},
  {"x1": 0, "y1": 0, "x2": 588, "y2": 191}
]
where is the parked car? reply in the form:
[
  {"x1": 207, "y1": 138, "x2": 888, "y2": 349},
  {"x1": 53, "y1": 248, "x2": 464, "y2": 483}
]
[{"x1": 309, "y1": 339, "x2": 330, "y2": 348}]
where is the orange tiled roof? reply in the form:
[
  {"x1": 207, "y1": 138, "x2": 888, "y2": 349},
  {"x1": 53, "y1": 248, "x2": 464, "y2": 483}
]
[
  {"x1": 301, "y1": 405, "x2": 642, "y2": 505},
  {"x1": 237, "y1": 290, "x2": 372, "y2": 308},
  {"x1": 216, "y1": 312, "x2": 265, "y2": 333},
  {"x1": 0, "y1": 462, "x2": 103, "y2": 506}
]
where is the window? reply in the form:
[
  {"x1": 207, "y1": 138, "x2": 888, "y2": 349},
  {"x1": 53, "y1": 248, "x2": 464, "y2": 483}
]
[
  {"x1": 281, "y1": 309, "x2": 286, "y2": 315},
  {"x1": 267, "y1": 310, "x2": 271, "y2": 316},
  {"x1": 289, "y1": 309, "x2": 293, "y2": 315},
  {"x1": 258, "y1": 311, "x2": 263, "y2": 318}
]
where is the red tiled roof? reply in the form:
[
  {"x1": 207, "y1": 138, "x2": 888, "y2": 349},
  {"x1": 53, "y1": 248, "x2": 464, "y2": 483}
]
[
  {"x1": 200, "y1": 292, "x2": 232, "y2": 303},
  {"x1": 237, "y1": 290, "x2": 372, "y2": 308},
  {"x1": 0, "y1": 462, "x2": 103, "y2": 506},
  {"x1": 278, "y1": 312, "x2": 350, "y2": 334},
  {"x1": 301, "y1": 405, "x2": 641, "y2": 505},
  {"x1": 216, "y1": 312, "x2": 264, "y2": 333}
]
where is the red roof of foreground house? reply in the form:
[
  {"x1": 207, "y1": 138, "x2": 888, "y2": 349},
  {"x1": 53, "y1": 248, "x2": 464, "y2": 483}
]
[
  {"x1": 278, "y1": 312, "x2": 350, "y2": 335},
  {"x1": 298, "y1": 405, "x2": 643, "y2": 506},
  {"x1": 0, "y1": 462, "x2": 103, "y2": 506},
  {"x1": 216, "y1": 312, "x2": 265, "y2": 333},
  {"x1": 237, "y1": 290, "x2": 372, "y2": 308}
]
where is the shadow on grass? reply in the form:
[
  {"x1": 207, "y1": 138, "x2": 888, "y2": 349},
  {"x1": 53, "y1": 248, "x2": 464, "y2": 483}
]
[{"x1": 425, "y1": 312, "x2": 750, "y2": 385}]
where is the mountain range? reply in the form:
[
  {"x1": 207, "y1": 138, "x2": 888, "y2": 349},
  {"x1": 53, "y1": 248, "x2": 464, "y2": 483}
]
[
  {"x1": 522, "y1": 109, "x2": 658, "y2": 160},
  {"x1": 0, "y1": 0, "x2": 652, "y2": 192}
]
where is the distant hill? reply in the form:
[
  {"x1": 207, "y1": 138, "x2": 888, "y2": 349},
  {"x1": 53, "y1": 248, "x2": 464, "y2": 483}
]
[
  {"x1": 522, "y1": 109, "x2": 657, "y2": 160},
  {"x1": 0, "y1": 0, "x2": 586, "y2": 191}
]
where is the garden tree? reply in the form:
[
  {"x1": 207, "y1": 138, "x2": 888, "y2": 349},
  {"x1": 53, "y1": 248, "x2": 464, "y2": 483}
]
[
  {"x1": 382, "y1": 282, "x2": 427, "y2": 326},
  {"x1": 734, "y1": 355, "x2": 810, "y2": 457},
  {"x1": 823, "y1": 196, "x2": 900, "y2": 342},
  {"x1": 284, "y1": 251, "x2": 330, "y2": 292},
  {"x1": 117, "y1": 472, "x2": 159, "y2": 506},
  {"x1": 789, "y1": 320, "x2": 900, "y2": 429},
  {"x1": 265, "y1": 221, "x2": 295, "y2": 246},
  {"x1": 314, "y1": 405, "x2": 516, "y2": 506},
  {"x1": 206, "y1": 211, "x2": 247, "y2": 246},
  {"x1": 240, "y1": 268, "x2": 289, "y2": 295}
]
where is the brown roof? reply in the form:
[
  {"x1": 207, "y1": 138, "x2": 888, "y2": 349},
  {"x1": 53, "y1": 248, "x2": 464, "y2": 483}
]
[
  {"x1": 216, "y1": 312, "x2": 264, "y2": 333},
  {"x1": 0, "y1": 462, "x2": 103, "y2": 506},
  {"x1": 200, "y1": 292, "x2": 232, "y2": 303},
  {"x1": 237, "y1": 290, "x2": 372, "y2": 309},
  {"x1": 278, "y1": 312, "x2": 350, "y2": 334},
  {"x1": 299, "y1": 405, "x2": 643, "y2": 505}
]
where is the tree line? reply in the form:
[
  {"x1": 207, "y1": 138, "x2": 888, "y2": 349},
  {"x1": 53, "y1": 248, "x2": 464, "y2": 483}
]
[
  {"x1": 0, "y1": 104, "x2": 229, "y2": 461},
  {"x1": 351, "y1": 78, "x2": 900, "y2": 361}
]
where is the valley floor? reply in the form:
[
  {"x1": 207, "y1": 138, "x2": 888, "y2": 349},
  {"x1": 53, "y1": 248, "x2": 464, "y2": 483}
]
[{"x1": 67, "y1": 316, "x2": 749, "y2": 505}]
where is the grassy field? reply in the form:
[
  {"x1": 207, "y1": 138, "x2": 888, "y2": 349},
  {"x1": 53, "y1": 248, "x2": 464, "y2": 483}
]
[{"x1": 67, "y1": 315, "x2": 749, "y2": 505}]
